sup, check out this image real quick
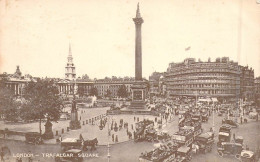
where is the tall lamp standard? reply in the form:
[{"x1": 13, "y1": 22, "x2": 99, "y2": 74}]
[{"x1": 107, "y1": 115, "x2": 112, "y2": 162}]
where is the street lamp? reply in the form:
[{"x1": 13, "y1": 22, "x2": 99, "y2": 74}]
[{"x1": 107, "y1": 115, "x2": 112, "y2": 162}]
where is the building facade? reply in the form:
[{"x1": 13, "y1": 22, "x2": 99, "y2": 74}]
[
  {"x1": 240, "y1": 66, "x2": 255, "y2": 101},
  {"x1": 165, "y1": 57, "x2": 241, "y2": 99},
  {"x1": 255, "y1": 77, "x2": 260, "y2": 106},
  {"x1": 94, "y1": 79, "x2": 134, "y2": 97},
  {"x1": 0, "y1": 66, "x2": 36, "y2": 96}
]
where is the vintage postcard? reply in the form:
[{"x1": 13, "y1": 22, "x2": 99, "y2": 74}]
[{"x1": 0, "y1": 0, "x2": 260, "y2": 162}]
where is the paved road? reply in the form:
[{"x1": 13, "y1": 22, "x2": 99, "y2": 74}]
[{"x1": 0, "y1": 112, "x2": 259, "y2": 162}]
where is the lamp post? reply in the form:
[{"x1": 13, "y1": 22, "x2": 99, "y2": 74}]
[{"x1": 107, "y1": 115, "x2": 112, "y2": 162}]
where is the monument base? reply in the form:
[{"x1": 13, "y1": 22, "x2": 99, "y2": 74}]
[
  {"x1": 43, "y1": 131, "x2": 54, "y2": 139},
  {"x1": 69, "y1": 121, "x2": 81, "y2": 130},
  {"x1": 129, "y1": 101, "x2": 146, "y2": 109}
]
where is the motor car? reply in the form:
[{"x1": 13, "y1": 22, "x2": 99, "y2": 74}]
[
  {"x1": 249, "y1": 112, "x2": 258, "y2": 119},
  {"x1": 25, "y1": 132, "x2": 43, "y2": 145},
  {"x1": 217, "y1": 142, "x2": 243, "y2": 158},
  {"x1": 175, "y1": 146, "x2": 192, "y2": 162},
  {"x1": 55, "y1": 149, "x2": 83, "y2": 162},
  {"x1": 195, "y1": 132, "x2": 214, "y2": 153},
  {"x1": 240, "y1": 150, "x2": 256, "y2": 162},
  {"x1": 234, "y1": 136, "x2": 243, "y2": 145},
  {"x1": 222, "y1": 119, "x2": 239, "y2": 128},
  {"x1": 201, "y1": 113, "x2": 209, "y2": 122}
]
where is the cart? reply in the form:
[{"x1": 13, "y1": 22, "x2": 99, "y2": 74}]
[{"x1": 25, "y1": 132, "x2": 43, "y2": 145}]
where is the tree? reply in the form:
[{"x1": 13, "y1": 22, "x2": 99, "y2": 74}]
[
  {"x1": 89, "y1": 87, "x2": 98, "y2": 97},
  {"x1": 20, "y1": 79, "x2": 63, "y2": 134},
  {"x1": 117, "y1": 85, "x2": 128, "y2": 98},
  {"x1": 77, "y1": 86, "x2": 85, "y2": 98},
  {"x1": 82, "y1": 74, "x2": 90, "y2": 80},
  {"x1": 105, "y1": 89, "x2": 112, "y2": 98}
]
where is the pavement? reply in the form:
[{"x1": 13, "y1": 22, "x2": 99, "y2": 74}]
[
  {"x1": 0, "y1": 106, "x2": 173, "y2": 145},
  {"x1": 1, "y1": 114, "x2": 259, "y2": 162}
]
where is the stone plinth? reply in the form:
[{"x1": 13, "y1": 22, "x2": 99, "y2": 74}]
[{"x1": 43, "y1": 119, "x2": 54, "y2": 139}]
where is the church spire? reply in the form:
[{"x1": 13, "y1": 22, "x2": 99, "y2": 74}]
[
  {"x1": 136, "y1": 2, "x2": 141, "y2": 18},
  {"x1": 69, "y1": 43, "x2": 72, "y2": 56}
]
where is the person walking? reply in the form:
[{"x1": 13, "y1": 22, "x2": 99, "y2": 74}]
[
  {"x1": 28, "y1": 151, "x2": 33, "y2": 162},
  {"x1": 0, "y1": 148, "x2": 4, "y2": 162},
  {"x1": 112, "y1": 134, "x2": 114, "y2": 142}
]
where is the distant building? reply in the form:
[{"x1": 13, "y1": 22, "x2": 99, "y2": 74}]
[
  {"x1": 0, "y1": 66, "x2": 36, "y2": 96},
  {"x1": 149, "y1": 72, "x2": 164, "y2": 97},
  {"x1": 255, "y1": 77, "x2": 260, "y2": 106},
  {"x1": 165, "y1": 57, "x2": 241, "y2": 100},
  {"x1": 240, "y1": 66, "x2": 255, "y2": 101},
  {"x1": 94, "y1": 78, "x2": 135, "y2": 97}
]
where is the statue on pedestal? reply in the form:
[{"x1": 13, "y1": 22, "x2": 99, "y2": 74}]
[
  {"x1": 69, "y1": 95, "x2": 81, "y2": 130},
  {"x1": 43, "y1": 117, "x2": 54, "y2": 139}
]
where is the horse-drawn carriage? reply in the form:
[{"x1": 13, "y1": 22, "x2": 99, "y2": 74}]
[
  {"x1": 61, "y1": 137, "x2": 98, "y2": 152},
  {"x1": 55, "y1": 149, "x2": 83, "y2": 162},
  {"x1": 61, "y1": 138, "x2": 82, "y2": 152},
  {"x1": 25, "y1": 132, "x2": 43, "y2": 145},
  {"x1": 82, "y1": 138, "x2": 98, "y2": 151}
]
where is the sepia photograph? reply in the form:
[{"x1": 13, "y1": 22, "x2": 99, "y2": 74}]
[{"x1": 0, "y1": 0, "x2": 260, "y2": 161}]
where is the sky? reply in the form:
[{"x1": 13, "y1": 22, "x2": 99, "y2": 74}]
[{"x1": 0, "y1": 0, "x2": 260, "y2": 79}]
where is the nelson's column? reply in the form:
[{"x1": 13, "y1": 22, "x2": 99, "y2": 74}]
[{"x1": 129, "y1": 3, "x2": 148, "y2": 110}]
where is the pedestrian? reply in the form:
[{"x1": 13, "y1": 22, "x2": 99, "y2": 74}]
[
  {"x1": 28, "y1": 151, "x2": 33, "y2": 162},
  {"x1": 16, "y1": 157, "x2": 22, "y2": 162},
  {"x1": 240, "y1": 116, "x2": 243, "y2": 124},
  {"x1": 112, "y1": 134, "x2": 114, "y2": 142},
  {"x1": 131, "y1": 124, "x2": 133, "y2": 130},
  {"x1": 0, "y1": 149, "x2": 4, "y2": 162},
  {"x1": 134, "y1": 116, "x2": 136, "y2": 121},
  {"x1": 115, "y1": 135, "x2": 118, "y2": 142},
  {"x1": 233, "y1": 133, "x2": 236, "y2": 141}
]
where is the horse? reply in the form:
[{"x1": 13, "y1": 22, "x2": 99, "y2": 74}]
[
  {"x1": 127, "y1": 132, "x2": 132, "y2": 139},
  {"x1": 82, "y1": 138, "x2": 98, "y2": 151}
]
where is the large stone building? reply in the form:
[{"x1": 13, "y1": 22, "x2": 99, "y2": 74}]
[
  {"x1": 57, "y1": 77, "x2": 135, "y2": 98},
  {"x1": 165, "y1": 57, "x2": 242, "y2": 100},
  {"x1": 94, "y1": 78, "x2": 135, "y2": 97},
  {"x1": 0, "y1": 66, "x2": 36, "y2": 96}
]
